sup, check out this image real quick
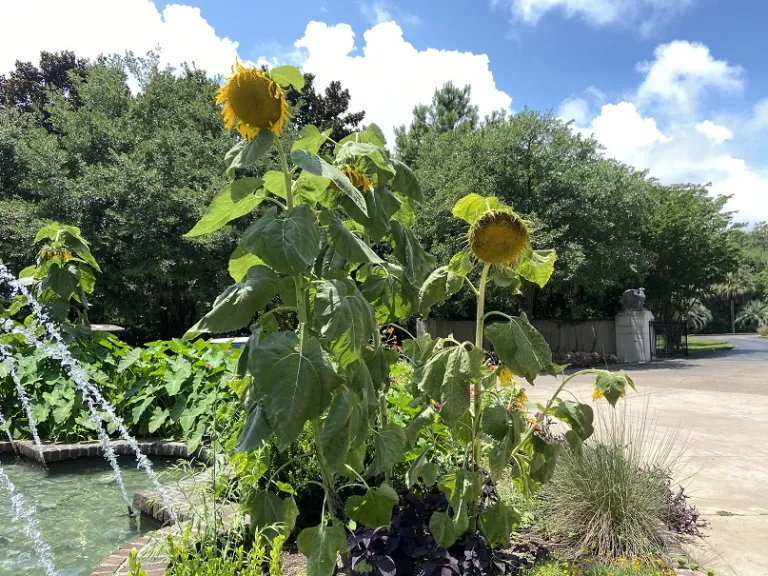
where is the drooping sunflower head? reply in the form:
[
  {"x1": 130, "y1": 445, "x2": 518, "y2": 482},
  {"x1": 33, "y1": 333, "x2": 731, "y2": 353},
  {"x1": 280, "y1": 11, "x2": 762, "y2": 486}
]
[
  {"x1": 216, "y1": 63, "x2": 289, "y2": 139},
  {"x1": 469, "y1": 210, "x2": 529, "y2": 265},
  {"x1": 337, "y1": 166, "x2": 373, "y2": 192}
]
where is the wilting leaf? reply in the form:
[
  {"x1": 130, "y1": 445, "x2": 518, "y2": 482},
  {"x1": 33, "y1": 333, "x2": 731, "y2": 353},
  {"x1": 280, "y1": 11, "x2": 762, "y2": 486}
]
[
  {"x1": 344, "y1": 483, "x2": 398, "y2": 528},
  {"x1": 517, "y1": 247, "x2": 557, "y2": 288},
  {"x1": 486, "y1": 316, "x2": 552, "y2": 383},
  {"x1": 452, "y1": 193, "x2": 500, "y2": 225},
  {"x1": 481, "y1": 501, "x2": 520, "y2": 547}
]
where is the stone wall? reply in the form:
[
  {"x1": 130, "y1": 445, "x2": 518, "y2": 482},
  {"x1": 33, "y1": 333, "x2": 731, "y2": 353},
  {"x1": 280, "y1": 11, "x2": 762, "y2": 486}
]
[{"x1": 417, "y1": 318, "x2": 617, "y2": 355}]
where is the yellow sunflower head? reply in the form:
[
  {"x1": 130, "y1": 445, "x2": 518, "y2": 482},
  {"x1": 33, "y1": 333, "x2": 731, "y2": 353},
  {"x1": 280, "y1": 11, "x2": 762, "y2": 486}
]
[
  {"x1": 469, "y1": 210, "x2": 529, "y2": 265},
  {"x1": 216, "y1": 63, "x2": 289, "y2": 139},
  {"x1": 338, "y1": 166, "x2": 373, "y2": 192},
  {"x1": 498, "y1": 366, "x2": 513, "y2": 386},
  {"x1": 591, "y1": 387, "x2": 604, "y2": 401}
]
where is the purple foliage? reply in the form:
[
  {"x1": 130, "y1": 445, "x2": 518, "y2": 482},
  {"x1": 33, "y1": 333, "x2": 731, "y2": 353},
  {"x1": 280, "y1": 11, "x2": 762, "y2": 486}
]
[{"x1": 345, "y1": 487, "x2": 548, "y2": 576}]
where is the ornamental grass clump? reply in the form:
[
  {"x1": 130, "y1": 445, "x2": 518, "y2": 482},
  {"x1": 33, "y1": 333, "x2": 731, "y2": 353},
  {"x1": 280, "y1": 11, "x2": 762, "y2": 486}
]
[{"x1": 535, "y1": 408, "x2": 682, "y2": 560}]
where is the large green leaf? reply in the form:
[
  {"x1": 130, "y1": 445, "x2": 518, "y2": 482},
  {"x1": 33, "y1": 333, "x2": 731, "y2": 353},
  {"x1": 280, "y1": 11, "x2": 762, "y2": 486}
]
[
  {"x1": 364, "y1": 422, "x2": 407, "y2": 477},
  {"x1": 117, "y1": 348, "x2": 142, "y2": 373},
  {"x1": 184, "y1": 178, "x2": 264, "y2": 237},
  {"x1": 487, "y1": 411, "x2": 524, "y2": 482},
  {"x1": 482, "y1": 403, "x2": 510, "y2": 441},
  {"x1": 320, "y1": 390, "x2": 367, "y2": 474},
  {"x1": 243, "y1": 205, "x2": 321, "y2": 275},
  {"x1": 419, "y1": 265, "x2": 464, "y2": 314},
  {"x1": 390, "y1": 220, "x2": 436, "y2": 285},
  {"x1": 344, "y1": 483, "x2": 398, "y2": 529},
  {"x1": 406, "y1": 446, "x2": 439, "y2": 488},
  {"x1": 359, "y1": 265, "x2": 418, "y2": 323},
  {"x1": 315, "y1": 279, "x2": 376, "y2": 368},
  {"x1": 433, "y1": 469, "x2": 482, "y2": 547},
  {"x1": 335, "y1": 142, "x2": 394, "y2": 179},
  {"x1": 249, "y1": 332, "x2": 343, "y2": 448},
  {"x1": 416, "y1": 345, "x2": 482, "y2": 425},
  {"x1": 246, "y1": 489, "x2": 298, "y2": 540},
  {"x1": 185, "y1": 266, "x2": 280, "y2": 337},
  {"x1": 44, "y1": 264, "x2": 78, "y2": 299},
  {"x1": 148, "y1": 406, "x2": 169, "y2": 433},
  {"x1": 335, "y1": 124, "x2": 387, "y2": 150},
  {"x1": 390, "y1": 158, "x2": 423, "y2": 202},
  {"x1": 269, "y1": 65, "x2": 305, "y2": 90},
  {"x1": 529, "y1": 435, "x2": 561, "y2": 485},
  {"x1": 290, "y1": 149, "x2": 368, "y2": 216},
  {"x1": 594, "y1": 370, "x2": 636, "y2": 406},
  {"x1": 228, "y1": 242, "x2": 266, "y2": 282},
  {"x1": 517, "y1": 247, "x2": 557, "y2": 288},
  {"x1": 292, "y1": 125, "x2": 330, "y2": 156},
  {"x1": 226, "y1": 129, "x2": 275, "y2": 172},
  {"x1": 429, "y1": 511, "x2": 462, "y2": 549},
  {"x1": 480, "y1": 501, "x2": 520, "y2": 547},
  {"x1": 298, "y1": 521, "x2": 347, "y2": 576},
  {"x1": 485, "y1": 317, "x2": 552, "y2": 383},
  {"x1": 328, "y1": 219, "x2": 383, "y2": 264},
  {"x1": 294, "y1": 170, "x2": 331, "y2": 203},
  {"x1": 452, "y1": 193, "x2": 500, "y2": 225},
  {"x1": 341, "y1": 186, "x2": 401, "y2": 240},
  {"x1": 554, "y1": 400, "x2": 594, "y2": 440},
  {"x1": 235, "y1": 401, "x2": 272, "y2": 452},
  {"x1": 262, "y1": 170, "x2": 287, "y2": 199}
]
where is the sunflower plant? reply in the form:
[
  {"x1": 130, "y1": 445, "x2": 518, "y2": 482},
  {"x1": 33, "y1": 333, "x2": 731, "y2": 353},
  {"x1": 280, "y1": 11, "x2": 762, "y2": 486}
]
[
  {"x1": 185, "y1": 63, "x2": 433, "y2": 573},
  {"x1": 406, "y1": 193, "x2": 637, "y2": 549}
]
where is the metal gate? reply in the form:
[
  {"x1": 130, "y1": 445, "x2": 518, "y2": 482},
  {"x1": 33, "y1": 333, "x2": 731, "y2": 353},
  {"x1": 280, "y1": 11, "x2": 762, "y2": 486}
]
[{"x1": 650, "y1": 321, "x2": 688, "y2": 358}]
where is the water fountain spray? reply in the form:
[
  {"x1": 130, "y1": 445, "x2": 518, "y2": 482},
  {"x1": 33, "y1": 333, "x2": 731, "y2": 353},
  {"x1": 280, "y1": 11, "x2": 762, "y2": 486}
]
[
  {"x1": 0, "y1": 409, "x2": 18, "y2": 454},
  {"x1": 0, "y1": 263, "x2": 178, "y2": 524},
  {"x1": 0, "y1": 463, "x2": 62, "y2": 576}
]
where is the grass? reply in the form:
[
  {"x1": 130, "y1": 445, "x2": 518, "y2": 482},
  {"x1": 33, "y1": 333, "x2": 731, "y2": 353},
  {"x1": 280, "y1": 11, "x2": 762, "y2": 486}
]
[
  {"x1": 686, "y1": 336, "x2": 733, "y2": 351},
  {"x1": 526, "y1": 558, "x2": 676, "y2": 576},
  {"x1": 534, "y1": 406, "x2": 683, "y2": 560}
]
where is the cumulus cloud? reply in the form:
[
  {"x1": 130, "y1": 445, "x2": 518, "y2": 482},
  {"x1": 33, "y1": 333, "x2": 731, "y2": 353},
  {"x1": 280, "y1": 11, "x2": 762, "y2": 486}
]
[
  {"x1": 293, "y1": 21, "x2": 512, "y2": 144},
  {"x1": 0, "y1": 0, "x2": 239, "y2": 77},
  {"x1": 358, "y1": 1, "x2": 420, "y2": 26},
  {"x1": 695, "y1": 120, "x2": 733, "y2": 143},
  {"x1": 494, "y1": 0, "x2": 695, "y2": 34},
  {"x1": 557, "y1": 97, "x2": 591, "y2": 125},
  {"x1": 636, "y1": 41, "x2": 744, "y2": 114},
  {"x1": 567, "y1": 40, "x2": 768, "y2": 222}
]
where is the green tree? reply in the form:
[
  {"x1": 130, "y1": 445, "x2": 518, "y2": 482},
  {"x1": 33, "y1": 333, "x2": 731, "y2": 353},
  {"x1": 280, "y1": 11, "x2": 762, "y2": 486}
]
[
  {"x1": 711, "y1": 266, "x2": 755, "y2": 333},
  {"x1": 410, "y1": 108, "x2": 651, "y2": 320},
  {"x1": 643, "y1": 184, "x2": 738, "y2": 321},
  {"x1": 285, "y1": 72, "x2": 365, "y2": 147},
  {"x1": 395, "y1": 82, "x2": 479, "y2": 165}
]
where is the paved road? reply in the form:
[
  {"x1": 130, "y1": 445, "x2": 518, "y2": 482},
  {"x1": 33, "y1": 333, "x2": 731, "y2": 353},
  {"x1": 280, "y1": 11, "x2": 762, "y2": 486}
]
[{"x1": 529, "y1": 336, "x2": 768, "y2": 576}]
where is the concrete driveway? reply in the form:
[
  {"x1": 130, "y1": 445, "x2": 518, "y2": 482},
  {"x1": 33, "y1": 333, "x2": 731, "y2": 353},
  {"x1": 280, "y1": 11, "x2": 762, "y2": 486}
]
[{"x1": 530, "y1": 335, "x2": 768, "y2": 576}]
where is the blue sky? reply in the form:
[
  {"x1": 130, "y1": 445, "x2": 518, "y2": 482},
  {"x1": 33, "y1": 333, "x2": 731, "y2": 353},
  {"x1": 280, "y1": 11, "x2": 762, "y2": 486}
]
[{"x1": 2, "y1": 0, "x2": 767, "y2": 221}]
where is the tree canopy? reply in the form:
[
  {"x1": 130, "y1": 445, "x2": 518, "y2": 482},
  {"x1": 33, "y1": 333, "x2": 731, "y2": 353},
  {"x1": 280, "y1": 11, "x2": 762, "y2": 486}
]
[{"x1": 0, "y1": 52, "x2": 368, "y2": 340}]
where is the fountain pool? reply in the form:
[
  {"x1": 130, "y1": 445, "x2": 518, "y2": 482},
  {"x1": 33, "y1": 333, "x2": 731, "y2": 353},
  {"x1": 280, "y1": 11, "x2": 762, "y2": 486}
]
[{"x1": 0, "y1": 454, "x2": 180, "y2": 576}]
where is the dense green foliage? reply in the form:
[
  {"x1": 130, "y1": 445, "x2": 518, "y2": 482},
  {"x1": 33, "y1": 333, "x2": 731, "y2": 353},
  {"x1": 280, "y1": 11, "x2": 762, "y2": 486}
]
[
  {"x1": 397, "y1": 85, "x2": 740, "y2": 322},
  {"x1": 0, "y1": 52, "x2": 366, "y2": 341}
]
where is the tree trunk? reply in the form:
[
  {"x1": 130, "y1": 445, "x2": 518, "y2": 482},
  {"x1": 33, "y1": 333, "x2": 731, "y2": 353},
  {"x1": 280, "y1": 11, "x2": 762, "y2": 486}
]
[{"x1": 730, "y1": 298, "x2": 735, "y2": 333}]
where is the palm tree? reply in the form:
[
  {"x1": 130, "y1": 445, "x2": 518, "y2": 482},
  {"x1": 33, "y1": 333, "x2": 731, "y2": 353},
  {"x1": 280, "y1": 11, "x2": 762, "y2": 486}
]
[
  {"x1": 712, "y1": 267, "x2": 755, "y2": 333},
  {"x1": 684, "y1": 300, "x2": 713, "y2": 333},
  {"x1": 736, "y1": 299, "x2": 768, "y2": 332}
]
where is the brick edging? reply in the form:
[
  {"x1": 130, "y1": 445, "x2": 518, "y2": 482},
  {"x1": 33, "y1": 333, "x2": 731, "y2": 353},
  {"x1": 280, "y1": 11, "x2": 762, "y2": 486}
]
[{"x1": 89, "y1": 528, "x2": 177, "y2": 576}]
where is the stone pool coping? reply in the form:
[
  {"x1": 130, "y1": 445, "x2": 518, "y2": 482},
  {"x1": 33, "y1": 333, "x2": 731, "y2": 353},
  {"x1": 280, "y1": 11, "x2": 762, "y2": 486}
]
[{"x1": 0, "y1": 438, "x2": 211, "y2": 464}]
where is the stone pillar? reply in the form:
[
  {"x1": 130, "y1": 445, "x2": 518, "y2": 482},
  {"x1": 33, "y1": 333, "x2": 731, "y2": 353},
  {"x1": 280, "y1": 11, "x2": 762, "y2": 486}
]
[{"x1": 614, "y1": 310, "x2": 654, "y2": 363}]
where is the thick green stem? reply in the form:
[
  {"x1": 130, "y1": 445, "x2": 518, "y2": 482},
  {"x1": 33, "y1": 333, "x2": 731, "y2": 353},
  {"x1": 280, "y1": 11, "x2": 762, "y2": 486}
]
[
  {"x1": 469, "y1": 264, "x2": 490, "y2": 472},
  {"x1": 312, "y1": 417, "x2": 339, "y2": 517},
  {"x1": 275, "y1": 138, "x2": 293, "y2": 211}
]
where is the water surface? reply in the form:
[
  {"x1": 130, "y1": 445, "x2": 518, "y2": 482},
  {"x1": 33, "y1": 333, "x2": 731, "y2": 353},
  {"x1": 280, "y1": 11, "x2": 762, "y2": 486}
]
[{"x1": 0, "y1": 454, "x2": 180, "y2": 575}]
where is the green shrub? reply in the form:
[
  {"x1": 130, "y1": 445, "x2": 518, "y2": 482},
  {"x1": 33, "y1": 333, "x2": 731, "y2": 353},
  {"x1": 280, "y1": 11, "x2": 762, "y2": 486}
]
[{"x1": 535, "y1": 408, "x2": 680, "y2": 560}]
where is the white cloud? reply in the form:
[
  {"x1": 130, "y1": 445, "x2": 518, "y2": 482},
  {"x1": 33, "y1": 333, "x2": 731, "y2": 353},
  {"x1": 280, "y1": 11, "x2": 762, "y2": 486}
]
[
  {"x1": 495, "y1": 0, "x2": 695, "y2": 34},
  {"x1": 695, "y1": 120, "x2": 733, "y2": 143},
  {"x1": 564, "y1": 40, "x2": 768, "y2": 222},
  {"x1": 588, "y1": 102, "x2": 668, "y2": 163},
  {"x1": 0, "y1": 0, "x2": 239, "y2": 77},
  {"x1": 293, "y1": 21, "x2": 512, "y2": 144},
  {"x1": 636, "y1": 41, "x2": 744, "y2": 113},
  {"x1": 557, "y1": 97, "x2": 591, "y2": 125}
]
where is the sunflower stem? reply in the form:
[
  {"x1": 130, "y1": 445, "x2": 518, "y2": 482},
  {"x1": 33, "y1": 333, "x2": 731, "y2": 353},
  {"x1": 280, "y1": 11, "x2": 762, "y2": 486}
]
[{"x1": 275, "y1": 137, "x2": 293, "y2": 211}]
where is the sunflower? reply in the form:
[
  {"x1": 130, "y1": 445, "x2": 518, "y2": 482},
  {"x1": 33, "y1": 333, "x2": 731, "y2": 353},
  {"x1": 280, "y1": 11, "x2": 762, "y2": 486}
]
[
  {"x1": 216, "y1": 63, "x2": 289, "y2": 139},
  {"x1": 498, "y1": 366, "x2": 513, "y2": 386},
  {"x1": 591, "y1": 387, "x2": 604, "y2": 401},
  {"x1": 468, "y1": 210, "x2": 529, "y2": 265},
  {"x1": 337, "y1": 166, "x2": 373, "y2": 192}
]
